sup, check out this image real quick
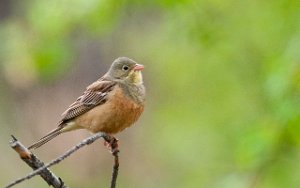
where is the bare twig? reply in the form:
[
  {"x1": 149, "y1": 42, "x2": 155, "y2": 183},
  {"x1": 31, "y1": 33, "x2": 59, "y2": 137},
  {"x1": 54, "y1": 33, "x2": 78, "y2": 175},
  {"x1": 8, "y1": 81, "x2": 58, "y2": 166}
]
[
  {"x1": 110, "y1": 152, "x2": 119, "y2": 188},
  {"x1": 6, "y1": 135, "x2": 67, "y2": 188},
  {"x1": 104, "y1": 137, "x2": 120, "y2": 188},
  {"x1": 6, "y1": 132, "x2": 120, "y2": 188}
]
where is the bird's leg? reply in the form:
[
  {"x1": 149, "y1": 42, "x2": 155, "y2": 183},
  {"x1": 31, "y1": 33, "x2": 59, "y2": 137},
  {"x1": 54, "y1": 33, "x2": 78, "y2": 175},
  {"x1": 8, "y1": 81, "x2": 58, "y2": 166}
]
[{"x1": 103, "y1": 134, "x2": 119, "y2": 155}]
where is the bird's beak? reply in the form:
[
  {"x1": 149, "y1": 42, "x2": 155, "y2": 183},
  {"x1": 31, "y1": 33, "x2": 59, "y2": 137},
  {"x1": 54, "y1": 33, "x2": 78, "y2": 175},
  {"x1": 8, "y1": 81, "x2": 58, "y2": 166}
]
[{"x1": 133, "y1": 64, "x2": 144, "y2": 71}]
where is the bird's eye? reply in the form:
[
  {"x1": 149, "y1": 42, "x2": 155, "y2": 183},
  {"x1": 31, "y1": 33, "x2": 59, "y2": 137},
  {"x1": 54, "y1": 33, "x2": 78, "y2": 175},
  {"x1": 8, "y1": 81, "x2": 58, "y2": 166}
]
[{"x1": 122, "y1": 65, "x2": 129, "y2": 71}]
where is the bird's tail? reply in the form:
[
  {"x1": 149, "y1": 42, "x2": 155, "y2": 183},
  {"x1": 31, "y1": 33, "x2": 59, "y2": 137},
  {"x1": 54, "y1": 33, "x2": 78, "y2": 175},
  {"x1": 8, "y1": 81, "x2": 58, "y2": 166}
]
[{"x1": 28, "y1": 127, "x2": 63, "y2": 150}]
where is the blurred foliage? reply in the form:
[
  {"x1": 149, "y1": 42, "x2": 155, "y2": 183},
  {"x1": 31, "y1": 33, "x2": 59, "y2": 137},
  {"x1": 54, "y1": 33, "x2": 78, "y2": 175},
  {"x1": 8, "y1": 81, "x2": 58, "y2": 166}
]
[{"x1": 1, "y1": 0, "x2": 300, "y2": 187}]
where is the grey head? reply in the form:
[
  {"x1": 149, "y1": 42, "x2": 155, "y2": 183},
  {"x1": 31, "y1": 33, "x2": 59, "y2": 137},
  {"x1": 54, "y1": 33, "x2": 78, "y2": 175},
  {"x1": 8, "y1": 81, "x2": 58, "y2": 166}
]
[{"x1": 107, "y1": 57, "x2": 144, "y2": 85}]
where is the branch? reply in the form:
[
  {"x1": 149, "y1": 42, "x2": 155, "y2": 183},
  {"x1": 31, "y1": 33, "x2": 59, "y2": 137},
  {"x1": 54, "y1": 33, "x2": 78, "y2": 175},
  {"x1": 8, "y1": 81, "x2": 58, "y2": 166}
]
[
  {"x1": 6, "y1": 132, "x2": 120, "y2": 188},
  {"x1": 6, "y1": 135, "x2": 67, "y2": 188},
  {"x1": 107, "y1": 137, "x2": 119, "y2": 188},
  {"x1": 110, "y1": 152, "x2": 119, "y2": 188}
]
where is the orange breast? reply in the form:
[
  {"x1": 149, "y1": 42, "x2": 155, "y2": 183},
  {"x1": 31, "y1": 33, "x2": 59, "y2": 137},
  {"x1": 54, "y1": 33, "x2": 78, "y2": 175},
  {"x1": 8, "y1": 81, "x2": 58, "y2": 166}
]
[{"x1": 75, "y1": 86, "x2": 144, "y2": 134}]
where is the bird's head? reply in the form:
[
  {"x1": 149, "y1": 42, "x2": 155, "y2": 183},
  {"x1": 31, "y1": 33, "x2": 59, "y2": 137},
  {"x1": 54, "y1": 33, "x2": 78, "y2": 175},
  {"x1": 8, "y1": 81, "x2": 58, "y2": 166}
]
[{"x1": 108, "y1": 57, "x2": 144, "y2": 85}]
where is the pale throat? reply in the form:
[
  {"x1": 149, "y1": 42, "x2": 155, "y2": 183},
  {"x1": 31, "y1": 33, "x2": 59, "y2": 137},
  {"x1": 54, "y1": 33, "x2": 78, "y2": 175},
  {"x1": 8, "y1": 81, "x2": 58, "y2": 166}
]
[{"x1": 128, "y1": 71, "x2": 143, "y2": 85}]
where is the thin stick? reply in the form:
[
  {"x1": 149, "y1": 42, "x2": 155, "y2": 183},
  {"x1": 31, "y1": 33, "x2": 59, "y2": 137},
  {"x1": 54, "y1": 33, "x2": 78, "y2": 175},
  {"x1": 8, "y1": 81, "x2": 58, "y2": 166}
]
[
  {"x1": 111, "y1": 152, "x2": 119, "y2": 188},
  {"x1": 6, "y1": 132, "x2": 118, "y2": 188},
  {"x1": 104, "y1": 137, "x2": 120, "y2": 188},
  {"x1": 7, "y1": 135, "x2": 67, "y2": 188}
]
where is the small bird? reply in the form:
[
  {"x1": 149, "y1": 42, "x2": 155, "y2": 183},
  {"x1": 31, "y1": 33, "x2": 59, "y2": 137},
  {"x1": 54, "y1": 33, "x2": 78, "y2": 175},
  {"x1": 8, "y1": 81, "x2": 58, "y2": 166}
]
[{"x1": 28, "y1": 57, "x2": 145, "y2": 150}]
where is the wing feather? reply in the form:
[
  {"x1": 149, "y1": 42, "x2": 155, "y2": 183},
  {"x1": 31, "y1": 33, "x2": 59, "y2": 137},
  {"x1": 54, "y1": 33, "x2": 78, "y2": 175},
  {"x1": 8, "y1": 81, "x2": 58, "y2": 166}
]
[{"x1": 60, "y1": 80, "x2": 116, "y2": 124}]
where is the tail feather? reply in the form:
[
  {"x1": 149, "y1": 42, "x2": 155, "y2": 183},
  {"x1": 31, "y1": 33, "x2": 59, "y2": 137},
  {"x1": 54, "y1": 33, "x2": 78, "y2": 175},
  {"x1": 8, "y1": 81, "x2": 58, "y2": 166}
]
[{"x1": 28, "y1": 127, "x2": 63, "y2": 150}]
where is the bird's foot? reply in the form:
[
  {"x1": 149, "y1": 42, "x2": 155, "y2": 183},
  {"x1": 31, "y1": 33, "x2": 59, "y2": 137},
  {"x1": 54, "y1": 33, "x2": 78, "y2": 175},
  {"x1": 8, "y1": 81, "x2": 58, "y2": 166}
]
[{"x1": 104, "y1": 135, "x2": 119, "y2": 155}]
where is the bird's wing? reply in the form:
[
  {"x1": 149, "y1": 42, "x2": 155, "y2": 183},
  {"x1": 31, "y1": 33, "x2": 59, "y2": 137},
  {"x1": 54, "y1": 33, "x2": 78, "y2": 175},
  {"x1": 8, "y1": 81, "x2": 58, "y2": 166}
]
[
  {"x1": 28, "y1": 78, "x2": 116, "y2": 150},
  {"x1": 60, "y1": 79, "x2": 116, "y2": 124}
]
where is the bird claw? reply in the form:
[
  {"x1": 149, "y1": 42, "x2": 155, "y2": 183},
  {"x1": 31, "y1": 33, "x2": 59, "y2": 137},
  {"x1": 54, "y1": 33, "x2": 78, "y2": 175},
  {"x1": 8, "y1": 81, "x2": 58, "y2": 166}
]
[{"x1": 104, "y1": 136, "x2": 119, "y2": 155}]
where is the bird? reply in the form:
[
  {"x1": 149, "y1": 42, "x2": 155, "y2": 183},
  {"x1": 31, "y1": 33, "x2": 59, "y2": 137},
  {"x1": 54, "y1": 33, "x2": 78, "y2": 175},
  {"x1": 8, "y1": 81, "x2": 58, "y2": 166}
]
[{"x1": 28, "y1": 57, "x2": 145, "y2": 150}]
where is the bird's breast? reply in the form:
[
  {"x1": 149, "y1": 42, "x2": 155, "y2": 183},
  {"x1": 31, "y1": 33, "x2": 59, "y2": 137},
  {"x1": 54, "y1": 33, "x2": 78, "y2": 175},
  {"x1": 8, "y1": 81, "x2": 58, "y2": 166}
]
[{"x1": 75, "y1": 85, "x2": 144, "y2": 134}]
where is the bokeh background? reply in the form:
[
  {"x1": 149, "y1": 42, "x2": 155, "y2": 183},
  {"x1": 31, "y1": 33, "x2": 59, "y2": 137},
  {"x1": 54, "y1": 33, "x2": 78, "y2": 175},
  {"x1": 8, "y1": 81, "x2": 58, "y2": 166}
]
[{"x1": 1, "y1": 0, "x2": 300, "y2": 187}]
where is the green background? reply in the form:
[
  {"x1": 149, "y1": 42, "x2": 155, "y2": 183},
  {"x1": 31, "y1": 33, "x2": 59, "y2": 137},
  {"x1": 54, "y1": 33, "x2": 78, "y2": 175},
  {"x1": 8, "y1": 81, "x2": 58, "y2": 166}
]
[{"x1": 1, "y1": 0, "x2": 300, "y2": 187}]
